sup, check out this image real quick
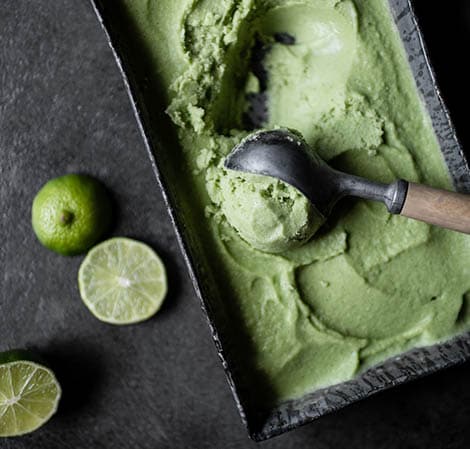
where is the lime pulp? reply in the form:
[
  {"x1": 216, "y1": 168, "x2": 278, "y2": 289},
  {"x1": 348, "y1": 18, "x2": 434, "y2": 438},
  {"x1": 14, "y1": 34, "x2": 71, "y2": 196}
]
[
  {"x1": 0, "y1": 351, "x2": 61, "y2": 437},
  {"x1": 78, "y1": 238, "x2": 167, "y2": 324}
]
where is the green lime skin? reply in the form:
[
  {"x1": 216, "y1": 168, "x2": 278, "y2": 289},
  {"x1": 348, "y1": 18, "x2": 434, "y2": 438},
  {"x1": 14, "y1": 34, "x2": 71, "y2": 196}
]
[
  {"x1": 32, "y1": 174, "x2": 112, "y2": 256},
  {"x1": 0, "y1": 349, "x2": 44, "y2": 365}
]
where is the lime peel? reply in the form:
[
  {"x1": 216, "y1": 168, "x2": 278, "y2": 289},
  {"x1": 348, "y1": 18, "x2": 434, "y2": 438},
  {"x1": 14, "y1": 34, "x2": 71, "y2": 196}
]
[{"x1": 32, "y1": 174, "x2": 112, "y2": 256}]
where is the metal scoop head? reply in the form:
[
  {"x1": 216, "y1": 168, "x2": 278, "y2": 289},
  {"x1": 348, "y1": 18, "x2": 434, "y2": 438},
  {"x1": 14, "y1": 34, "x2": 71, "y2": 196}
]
[{"x1": 224, "y1": 129, "x2": 406, "y2": 216}]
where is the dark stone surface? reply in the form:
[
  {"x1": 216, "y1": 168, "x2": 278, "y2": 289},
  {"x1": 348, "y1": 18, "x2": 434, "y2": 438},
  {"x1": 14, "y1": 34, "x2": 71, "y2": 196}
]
[{"x1": 0, "y1": 1, "x2": 469, "y2": 448}]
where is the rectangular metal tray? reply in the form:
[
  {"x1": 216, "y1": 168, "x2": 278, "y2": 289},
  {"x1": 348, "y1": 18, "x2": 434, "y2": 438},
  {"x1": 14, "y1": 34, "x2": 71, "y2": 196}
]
[{"x1": 90, "y1": 0, "x2": 470, "y2": 440}]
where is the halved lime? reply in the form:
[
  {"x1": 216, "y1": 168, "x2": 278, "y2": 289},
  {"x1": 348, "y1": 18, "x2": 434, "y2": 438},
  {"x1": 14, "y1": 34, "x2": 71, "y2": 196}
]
[
  {"x1": 78, "y1": 238, "x2": 167, "y2": 324},
  {"x1": 0, "y1": 350, "x2": 61, "y2": 437}
]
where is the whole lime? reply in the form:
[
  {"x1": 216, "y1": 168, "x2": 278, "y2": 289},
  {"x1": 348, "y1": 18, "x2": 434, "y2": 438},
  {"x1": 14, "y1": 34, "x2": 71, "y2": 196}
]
[{"x1": 32, "y1": 174, "x2": 112, "y2": 255}]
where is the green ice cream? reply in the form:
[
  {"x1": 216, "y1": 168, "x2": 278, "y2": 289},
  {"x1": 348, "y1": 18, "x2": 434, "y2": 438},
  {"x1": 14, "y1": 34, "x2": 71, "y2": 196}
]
[
  {"x1": 208, "y1": 168, "x2": 322, "y2": 253},
  {"x1": 115, "y1": 0, "x2": 470, "y2": 404}
]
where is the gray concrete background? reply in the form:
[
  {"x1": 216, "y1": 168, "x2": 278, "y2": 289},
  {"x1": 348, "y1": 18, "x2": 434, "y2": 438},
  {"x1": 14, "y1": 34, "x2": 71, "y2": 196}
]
[{"x1": 1, "y1": 1, "x2": 469, "y2": 448}]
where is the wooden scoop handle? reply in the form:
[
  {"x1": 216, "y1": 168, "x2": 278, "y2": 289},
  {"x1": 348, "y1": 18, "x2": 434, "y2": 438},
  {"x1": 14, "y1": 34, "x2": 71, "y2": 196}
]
[{"x1": 400, "y1": 182, "x2": 470, "y2": 234}]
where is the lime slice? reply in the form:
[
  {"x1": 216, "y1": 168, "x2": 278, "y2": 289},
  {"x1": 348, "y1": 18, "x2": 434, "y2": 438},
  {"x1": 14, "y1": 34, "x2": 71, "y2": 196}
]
[
  {"x1": 0, "y1": 350, "x2": 61, "y2": 437},
  {"x1": 78, "y1": 237, "x2": 167, "y2": 324}
]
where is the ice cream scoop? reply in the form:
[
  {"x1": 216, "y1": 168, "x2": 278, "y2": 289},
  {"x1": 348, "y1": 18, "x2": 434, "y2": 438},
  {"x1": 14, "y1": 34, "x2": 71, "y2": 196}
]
[{"x1": 225, "y1": 129, "x2": 470, "y2": 234}]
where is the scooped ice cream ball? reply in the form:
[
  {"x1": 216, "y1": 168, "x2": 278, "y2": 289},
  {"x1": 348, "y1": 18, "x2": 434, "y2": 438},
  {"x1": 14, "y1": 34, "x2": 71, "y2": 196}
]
[{"x1": 217, "y1": 170, "x2": 323, "y2": 253}]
